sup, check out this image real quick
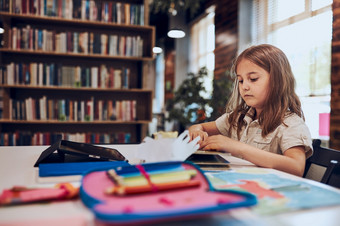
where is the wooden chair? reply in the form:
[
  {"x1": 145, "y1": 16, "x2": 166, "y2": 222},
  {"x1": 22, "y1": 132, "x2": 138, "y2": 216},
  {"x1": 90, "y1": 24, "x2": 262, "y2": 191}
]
[{"x1": 304, "y1": 139, "x2": 340, "y2": 188}]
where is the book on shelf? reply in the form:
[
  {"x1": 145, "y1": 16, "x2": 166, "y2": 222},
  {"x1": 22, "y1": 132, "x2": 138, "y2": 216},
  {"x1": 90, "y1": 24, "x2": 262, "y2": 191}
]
[
  {"x1": 9, "y1": 97, "x2": 137, "y2": 122},
  {"x1": 109, "y1": 34, "x2": 118, "y2": 56},
  {"x1": 101, "y1": 34, "x2": 108, "y2": 55},
  {"x1": 122, "y1": 68, "x2": 130, "y2": 89},
  {"x1": 0, "y1": 0, "x2": 145, "y2": 25},
  {"x1": 79, "y1": 32, "x2": 89, "y2": 54},
  {"x1": 3, "y1": 62, "x2": 130, "y2": 89},
  {"x1": 9, "y1": 25, "x2": 144, "y2": 57}
]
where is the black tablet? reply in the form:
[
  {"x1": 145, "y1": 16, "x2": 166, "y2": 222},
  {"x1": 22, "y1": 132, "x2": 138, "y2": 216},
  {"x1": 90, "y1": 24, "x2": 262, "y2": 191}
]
[{"x1": 34, "y1": 140, "x2": 127, "y2": 167}]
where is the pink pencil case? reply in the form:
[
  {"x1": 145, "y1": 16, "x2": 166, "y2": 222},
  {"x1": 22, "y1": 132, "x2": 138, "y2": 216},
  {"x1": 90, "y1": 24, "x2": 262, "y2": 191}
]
[{"x1": 80, "y1": 161, "x2": 257, "y2": 224}]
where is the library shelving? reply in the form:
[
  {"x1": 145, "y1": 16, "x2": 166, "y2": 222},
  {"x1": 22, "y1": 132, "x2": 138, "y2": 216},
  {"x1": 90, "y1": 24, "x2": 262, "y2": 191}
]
[{"x1": 0, "y1": 0, "x2": 155, "y2": 146}]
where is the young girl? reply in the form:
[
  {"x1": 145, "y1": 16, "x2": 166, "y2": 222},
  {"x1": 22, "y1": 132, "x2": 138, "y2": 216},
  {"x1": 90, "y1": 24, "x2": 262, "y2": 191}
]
[{"x1": 188, "y1": 44, "x2": 312, "y2": 177}]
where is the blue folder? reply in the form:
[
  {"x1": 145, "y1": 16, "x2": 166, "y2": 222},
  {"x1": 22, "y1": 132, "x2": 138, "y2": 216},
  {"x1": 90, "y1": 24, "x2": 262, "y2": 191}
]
[{"x1": 39, "y1": 161, "x2": 130, "y2": 177}]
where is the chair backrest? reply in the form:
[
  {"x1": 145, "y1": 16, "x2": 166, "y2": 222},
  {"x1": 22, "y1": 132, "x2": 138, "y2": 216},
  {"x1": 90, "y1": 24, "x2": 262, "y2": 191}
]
[{"x1": 304, "y1": 139, "x2": 340, "y2": 188}]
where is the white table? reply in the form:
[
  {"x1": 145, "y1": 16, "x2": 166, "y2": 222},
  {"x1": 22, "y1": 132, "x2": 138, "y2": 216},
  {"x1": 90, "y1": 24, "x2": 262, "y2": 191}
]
[{"x1": 0, "y1": 144, "x2": 339, "y2": 226}]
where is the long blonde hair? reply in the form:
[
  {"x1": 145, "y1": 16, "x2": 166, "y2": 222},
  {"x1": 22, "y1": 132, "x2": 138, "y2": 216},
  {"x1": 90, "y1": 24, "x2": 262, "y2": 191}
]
[{"x1": 226, "y1": 44, "x2": 304, "y2": 138}]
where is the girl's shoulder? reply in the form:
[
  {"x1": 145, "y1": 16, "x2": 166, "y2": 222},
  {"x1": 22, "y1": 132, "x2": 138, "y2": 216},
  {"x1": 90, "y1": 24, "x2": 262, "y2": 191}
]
[
  {"x1": 279, "y1": 112, "x2": 309, "y2": 134},
  {"x1": 282, "y1": 112, "x2": 305, "y2": 125}
]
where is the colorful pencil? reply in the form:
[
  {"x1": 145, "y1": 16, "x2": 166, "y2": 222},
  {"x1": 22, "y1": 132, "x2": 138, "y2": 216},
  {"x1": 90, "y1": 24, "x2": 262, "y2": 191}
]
[
  {"x1": 105, "y1": 179, "x2": 201, "y2": 196},
  {"x1": 107, "y1": 169, "x2": 124, "y2": 186}
]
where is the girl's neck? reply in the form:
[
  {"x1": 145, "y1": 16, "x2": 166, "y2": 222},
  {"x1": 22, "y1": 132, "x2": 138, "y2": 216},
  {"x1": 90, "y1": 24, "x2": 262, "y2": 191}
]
[{"x1": 254, "y1": 109, "x2": 262, "y2": 120}]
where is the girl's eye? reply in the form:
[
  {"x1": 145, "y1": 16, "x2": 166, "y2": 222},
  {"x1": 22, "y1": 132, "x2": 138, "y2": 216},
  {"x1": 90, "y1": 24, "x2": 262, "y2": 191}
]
[
  {"x1": 250, "y1": 78, "x2": 258, "y2": 82},
  {"x1": 238, "y1": 80, "x2": 243, "y2": 84}
]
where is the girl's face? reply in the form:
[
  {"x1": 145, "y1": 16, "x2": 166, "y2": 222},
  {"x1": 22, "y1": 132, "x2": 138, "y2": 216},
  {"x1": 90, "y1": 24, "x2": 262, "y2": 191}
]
[{"x1": 236, "y1": 58, "x2": 270, "y2": 116}]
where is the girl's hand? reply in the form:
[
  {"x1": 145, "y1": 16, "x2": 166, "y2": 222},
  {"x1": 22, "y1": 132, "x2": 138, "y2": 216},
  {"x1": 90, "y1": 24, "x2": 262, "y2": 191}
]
[
  {"x1": 188, "y1": 122, "x2": 220, "y2": 149},
  {"x1": 200, "y1": 135, "x2": 239, "y2": 155},
  {"x1": 188, "y1": 129, "x2": 208, "y2": 147}
]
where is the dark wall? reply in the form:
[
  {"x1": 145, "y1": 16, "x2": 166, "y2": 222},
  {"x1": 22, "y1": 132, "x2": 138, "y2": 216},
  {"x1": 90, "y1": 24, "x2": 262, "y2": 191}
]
[
  {"x1": 331, "y1": 0, "x2": 340, "y2": 149},
  {"x1": 207, "y1": 0, "x2": 239, "y2": 79}
]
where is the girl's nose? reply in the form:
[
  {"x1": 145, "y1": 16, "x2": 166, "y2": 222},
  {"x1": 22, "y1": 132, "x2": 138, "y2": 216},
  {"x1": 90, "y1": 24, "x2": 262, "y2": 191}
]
[{"x1": 242, "y1": 81, "x2": 250, "y2": 90}]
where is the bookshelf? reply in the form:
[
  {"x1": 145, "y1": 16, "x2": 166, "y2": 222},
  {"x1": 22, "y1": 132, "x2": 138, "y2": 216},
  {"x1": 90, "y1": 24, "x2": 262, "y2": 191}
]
[{"x1": 0, "y1": 0, "x2": 155, "y2": 146}]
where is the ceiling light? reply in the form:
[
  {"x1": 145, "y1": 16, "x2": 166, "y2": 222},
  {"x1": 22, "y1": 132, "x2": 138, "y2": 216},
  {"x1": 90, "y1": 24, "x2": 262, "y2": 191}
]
[
  {"x1": 167, "y1": 29, "x2": 185, "y2": 38},
  {"x1": 0, "y1": 28, "x2": 4, "y2": 34},
  {"x1": 153, "y1": 47, "x2": 163, "y2": 54}
]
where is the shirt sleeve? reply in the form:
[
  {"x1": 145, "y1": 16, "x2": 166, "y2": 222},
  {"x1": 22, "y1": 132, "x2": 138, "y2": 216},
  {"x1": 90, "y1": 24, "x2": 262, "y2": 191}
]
[
  {"x1": 280, "y1": 115, "x2": 313, "y2": 158},
  {"x1": 215, "y1": 113, "x2": 229, "y2": 136}
]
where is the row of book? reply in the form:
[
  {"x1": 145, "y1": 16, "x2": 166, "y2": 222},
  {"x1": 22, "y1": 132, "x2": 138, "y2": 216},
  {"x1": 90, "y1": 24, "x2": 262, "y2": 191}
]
[
  {"x1": 0, "y1": 131, "x2": 132, "y2": 146},
  {"x1": 10, "y1": 26, "x2": 144, "y2": 57},
  {"x1": 10, "y1": 97, "x2": 137, "y2": 121},
  {"x1": 0, "y1": 0, "x2": 145, "y2": 25},
  {"x1": 1, "y1": 63, "x2": 130, "y2": 89}
]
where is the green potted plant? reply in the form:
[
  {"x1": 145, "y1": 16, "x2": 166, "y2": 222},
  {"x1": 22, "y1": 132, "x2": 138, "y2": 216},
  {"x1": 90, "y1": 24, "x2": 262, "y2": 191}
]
[
  {"x1": 165, "y1": 67, "x2": 233, "y2": 132},
  {"x1": 209, "y1": 70, "x2": 234, "y2": 121}
]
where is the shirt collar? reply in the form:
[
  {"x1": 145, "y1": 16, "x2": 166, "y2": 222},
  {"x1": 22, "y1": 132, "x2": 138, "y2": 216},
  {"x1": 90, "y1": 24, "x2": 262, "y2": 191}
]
[{"x1": 243, "y1": 108, "x2": 257, "y2": 125}]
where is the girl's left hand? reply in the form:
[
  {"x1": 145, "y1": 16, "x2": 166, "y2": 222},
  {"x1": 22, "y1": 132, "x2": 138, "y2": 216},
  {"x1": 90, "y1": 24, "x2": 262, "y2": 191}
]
[{"x1": 200, "y1": 135, "x2": 238, "y2": 155}]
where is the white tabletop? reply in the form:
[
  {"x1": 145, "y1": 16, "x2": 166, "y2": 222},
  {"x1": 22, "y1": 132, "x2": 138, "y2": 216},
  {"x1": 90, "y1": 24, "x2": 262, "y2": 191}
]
[{"x1": 0, "y1": 144, "x2": 339, "y2": 226}]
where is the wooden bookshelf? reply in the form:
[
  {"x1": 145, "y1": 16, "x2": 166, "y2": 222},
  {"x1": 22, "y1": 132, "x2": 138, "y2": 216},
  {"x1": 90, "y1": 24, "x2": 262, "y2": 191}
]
[{"x1": 0, "y1": 0, "x2": 155, "y2": 146}]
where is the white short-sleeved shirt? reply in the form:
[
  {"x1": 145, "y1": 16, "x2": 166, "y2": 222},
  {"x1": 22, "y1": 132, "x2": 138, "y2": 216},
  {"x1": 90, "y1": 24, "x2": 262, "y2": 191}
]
[{"x1": 215, "y1": 108, "x2": 313, "y2": 158}]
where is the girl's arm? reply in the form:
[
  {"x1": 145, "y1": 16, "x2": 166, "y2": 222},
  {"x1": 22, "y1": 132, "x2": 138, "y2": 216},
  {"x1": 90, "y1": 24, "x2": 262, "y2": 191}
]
[{"x1": 201, "y1": 135, "x2": 306, "y2": 176}]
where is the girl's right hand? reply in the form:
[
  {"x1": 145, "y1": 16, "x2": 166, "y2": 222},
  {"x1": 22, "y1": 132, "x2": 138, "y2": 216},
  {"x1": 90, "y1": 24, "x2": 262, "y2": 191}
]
[{"x1": 188, "y1": 129, "x2": 208, "y2": 147}]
